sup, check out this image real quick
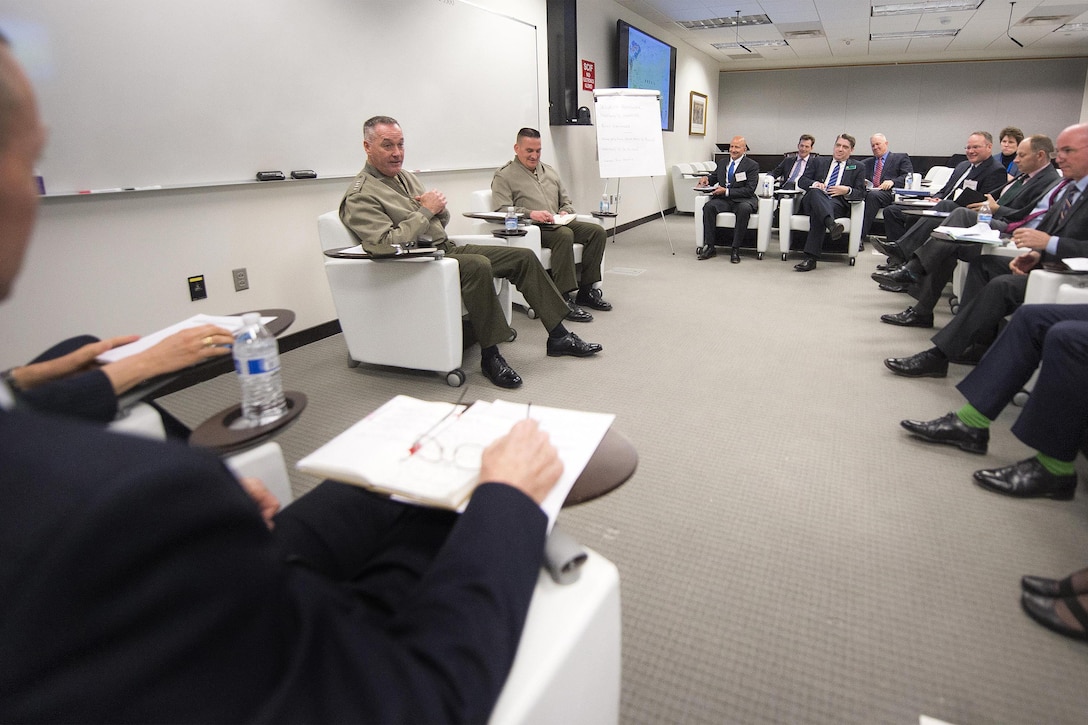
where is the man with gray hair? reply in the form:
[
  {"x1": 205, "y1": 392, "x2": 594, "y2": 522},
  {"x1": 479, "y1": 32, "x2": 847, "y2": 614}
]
[{"x1": 861, "y1": 133, "x2": 913, "y2": 241}]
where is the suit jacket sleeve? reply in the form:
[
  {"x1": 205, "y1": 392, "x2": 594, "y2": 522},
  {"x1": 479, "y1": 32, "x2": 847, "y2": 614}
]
[
  {"x1": 16, "y1": 369, "x2": 118, "y2": 423},
  {"x1": 0, "y1": 410, "x2": 546, "y2": 724},
  {"x1": 995, "y1": 168, "x2": 1060, "y2": 221},
  {"x1": 886, "y1": 154, "x2": 914, "y2": 187},
  {"x1": 796, "y1": 157, "x2": 823, "y2": 191},
  {"x1": 842, "y1": 160, "x2": 867, "y2": 201}
]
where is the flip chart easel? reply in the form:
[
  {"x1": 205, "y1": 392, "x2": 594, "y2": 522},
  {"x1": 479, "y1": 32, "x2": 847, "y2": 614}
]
[{"x1": 593, "y1": 88, "x2": 674, "y2": 254}]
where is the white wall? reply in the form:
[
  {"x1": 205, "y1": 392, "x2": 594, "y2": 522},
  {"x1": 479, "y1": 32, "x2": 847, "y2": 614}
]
[
  {"x1": 0, "y1": 0, "x2": 718, "y2": 367},
  {"x1": 717, "y1": 58, "x2": 1088, "y2": 159}
]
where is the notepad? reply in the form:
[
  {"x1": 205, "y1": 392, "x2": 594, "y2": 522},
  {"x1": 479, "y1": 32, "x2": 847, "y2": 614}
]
[
  {"x1": 95, "y1": 313, "x2": 275, "y2": 364},
  {"x1": 297, "y1": 395, "x2": 615, "y2": 524},
  {"x1": 933, "y1": 223, "x2": 1004, "y2": 245}
]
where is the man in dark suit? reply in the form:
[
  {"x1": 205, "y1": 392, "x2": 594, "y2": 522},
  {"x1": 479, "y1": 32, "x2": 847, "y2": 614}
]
[
  {"x1": 898, "y1": 302, "x2": 1088, "y2": 500},
  {"x1": 0, "y1": 36, "x2": 564, "y2": 723},
  {"x1": 884, "y1": 123, "x2": 1088, "y2": 377},
  {"x1": 874, "y1": 135, "x2": 1060, "y2": 328},
  {"x1": 792, "y1": 133, "x2": 867, "y2": 271},
  {"x1": 879, "y1": 131, "x2": 1008, "y2": 255},
  {"x1": 861, "y1": 133, "x2": 913, "y2": 240},
  {"x1": 697, "y1": 135, "x2": 761, "y2": 263},
  {"x1": 771, "y1": 133, "x2": 816, "y2": 189}
]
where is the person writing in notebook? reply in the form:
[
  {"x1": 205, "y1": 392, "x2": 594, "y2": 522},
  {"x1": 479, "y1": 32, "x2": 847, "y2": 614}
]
[
  {"x1": 340, "y1": 116, "x2": 602, "y2": 390},
  {"x1": 0, "y1": 37, "x2": 567, "y2": 722},
  {"x1": 491, "y1": 127, "x2": 611, "y2": 322}
]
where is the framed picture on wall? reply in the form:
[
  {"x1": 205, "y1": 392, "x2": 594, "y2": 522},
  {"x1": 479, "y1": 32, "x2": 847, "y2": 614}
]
[{"x1": 688, "y1": 91, "x2": 707, "y2": 136}]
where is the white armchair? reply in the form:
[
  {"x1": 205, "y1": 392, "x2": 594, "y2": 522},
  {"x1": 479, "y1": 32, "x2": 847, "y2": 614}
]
[
  {"x1": 317, "y1": 211, "x2": 510, "y2": 387},
  {"x1": 468, "y1": 190, "x2": 602, "y2": 318},
  {"x1": 488, "y1": 547, "x2": 621, "y2": 725},
  {"x1": 693, "y1": 173, "x2": 776, "y2": 260},
  {"x1": 778, "y1": 193, "x2": 865, "y2": 265}
]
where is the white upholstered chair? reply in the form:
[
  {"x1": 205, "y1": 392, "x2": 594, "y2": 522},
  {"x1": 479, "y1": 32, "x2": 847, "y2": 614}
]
[
  {"x1": 488, "y1": 547, "x2": 621, "y2": 725},
  {"x1": 670, "y1": 163, "x2": 717, "y2": 214},
  {"x1": 693, "y1": 173, "x2": 776, "y2": 260},
  {"x1": 317, "y1": 210, "x2": 511, "y2": 387},
  {"x1": 777, "y1": 192, "x2": 866, "y2": 265},
  {"x1": 467, "y1": 190, "x2": 603, "y2": 318}
]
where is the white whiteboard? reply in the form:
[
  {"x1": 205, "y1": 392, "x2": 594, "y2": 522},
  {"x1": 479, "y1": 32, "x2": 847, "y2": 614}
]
[
  {"x1": 593, "y1": 89, "x2": 665, "y2": 179},
  {"x1": 0, "y1": 0, "x2": 538, "y2": 192}
]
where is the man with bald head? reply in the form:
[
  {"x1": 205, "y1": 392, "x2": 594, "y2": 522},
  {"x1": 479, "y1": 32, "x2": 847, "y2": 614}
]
[
  {"x1": 697, "y1": 135, "x2": 760, "y2": 263},
  {"x1": 862, "y1": 133, "x2": 913, "y2": 240}
]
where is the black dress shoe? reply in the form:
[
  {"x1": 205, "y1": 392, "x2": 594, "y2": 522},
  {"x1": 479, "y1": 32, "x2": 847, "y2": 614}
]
[
  {"x1": 481, "y1": 354, "x2": 522, "y2": 389},
  {"x1": 878, "y1": 284, "x2": 909, "y2": 293},
  {"x1": 564, "y1": 299, "x2": 593, "y2": 323},
  {"x1": 880, "y1": 307, "x2": 934, "y2": 328},
  {"x1": 697, "y1": 244, "x2": 717, "y2": 260},
  {"x1": 885, "y1": 349, "x2": 948, "y2": 377},
  {"x1": 546, "y1": 331, "x2": 603, "y2": 357},
  {"x1": 881, "y1": 241, "x2": 907, "y2": 265},
  {"x1": 900, "y1": 411, "x2": 989, "y2": 453},
  {"x1": 794, "y1": 257, "x2": 817, "y2": 272},
  {"x1": 827, "y1": 222, "x2": 844, "y2": 241},
  {"x1": 869, "y1": 236, "x2": 891, "y2": 255},
  {"x1": 730, "y1": 248, "x2": 741, "y2": 264},
  {"x1": 973, "y1": 457, "x2": 1077, "y2": 500},
  {"x1": 1021, "y1": 592, "x2": 1088, "y2": 641},
  {"x1": 1022, "y1": 574, "x2": 1083, "y2": 599},
  {"x1": 576, "y1": 287, "x2": 612, "y2": 311},
  {"x1": 872, "y1": 266, "x2": 916, "y2": 287}
]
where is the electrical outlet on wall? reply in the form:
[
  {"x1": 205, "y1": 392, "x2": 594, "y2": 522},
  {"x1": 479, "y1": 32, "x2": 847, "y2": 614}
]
[{"x1": 233, "y1": 267, "x2": 249, "y2": 292}]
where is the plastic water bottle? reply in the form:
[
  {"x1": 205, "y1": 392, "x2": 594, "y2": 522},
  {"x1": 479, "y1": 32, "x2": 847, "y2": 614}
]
[
  {"x1": 233, "y1": 312, "x2": 287, "y2": 425},
  {"x1": 599, "y1": 194, "x2": 610, "y2": 214},
  {"x1": 903, "y1": 174, "x2": 912, "y2": 191},
  {"x1": 977, "y1": 205, "x2": 993, "y2": 227},
  {"x1": 504, "y1": 206, "x2": 518, "y2": 232},
  {"x1": 761, "y1": 177, "x2": 771, "y2": 198}
]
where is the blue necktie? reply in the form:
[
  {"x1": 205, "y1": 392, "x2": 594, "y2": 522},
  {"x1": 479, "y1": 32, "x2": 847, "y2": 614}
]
[
  {"x1": 787, "y1": 158, "x2": 802, "y2": 183},
  {"x1": 827, "y1": 162, "x2": 840, "y2": 188},
  {"x1": 727, "y1": 160, "x2": 736, "y2": 186}
]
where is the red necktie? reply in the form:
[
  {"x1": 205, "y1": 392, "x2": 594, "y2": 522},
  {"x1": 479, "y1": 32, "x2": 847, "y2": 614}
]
[{"x1": 873, "y1": 156, "x2": 884, "y2": 186}]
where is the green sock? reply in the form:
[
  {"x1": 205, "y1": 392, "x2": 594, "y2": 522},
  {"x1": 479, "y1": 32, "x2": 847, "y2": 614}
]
[
  {"x1": 955, "y1": 403, "x2": 991, "y2": 429},
  {"x1": 1036, "y1": 453, "x2": 1075, "y2": 477}
]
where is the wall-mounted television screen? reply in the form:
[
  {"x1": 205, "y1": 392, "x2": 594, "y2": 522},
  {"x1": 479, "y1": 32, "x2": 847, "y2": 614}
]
[{"x1": 616, "y1": 19, "x2": 677, "y2": 132}]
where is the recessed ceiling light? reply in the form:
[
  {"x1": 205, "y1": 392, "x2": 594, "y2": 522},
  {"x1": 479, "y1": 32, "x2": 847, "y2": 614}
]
[
  {"x1": 872, "y1": 1, "x2": 983, "y2": 17},
  {"x1": 870, "y1": 29, "x2": 961, "y2": 39},
  {"x1": 1054, "y1": 22, "x2": 1088, "y2": 32},
  {"x1": 676, "y1": 14, "x2": 772, "y2": 30}
]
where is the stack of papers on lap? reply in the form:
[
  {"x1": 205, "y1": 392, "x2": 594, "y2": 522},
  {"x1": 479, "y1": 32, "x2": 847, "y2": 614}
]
[
  {"x1": 534, "y1": 212, "x2": 576, "y2": 226},
  {"x1": 693, "y1": 184, "x2": 719, "y2": 193},
  {"x1": 96, "y1": 313, "x2": 274, "y2": 363},
  {"x1": 934, "y1": 223, "x2": 1003, "y2": 244},
  {"x1": 297, "y1": 395, "x2": 615, "y2": 524}
]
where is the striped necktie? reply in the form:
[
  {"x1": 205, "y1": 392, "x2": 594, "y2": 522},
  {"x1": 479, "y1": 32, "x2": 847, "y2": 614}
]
[
  {"x1": 1055, "y1": 182, "x2": 1080, "y2": 228},
  {"x1": 873, "y1": 156, "x2": 884, "y2": 186},
  {"x1": 727, "y1": 160, "x2": 736, "y2": 186},
  {"x1": 827, "y1": 162, "x2": 840, "y2": 187}
]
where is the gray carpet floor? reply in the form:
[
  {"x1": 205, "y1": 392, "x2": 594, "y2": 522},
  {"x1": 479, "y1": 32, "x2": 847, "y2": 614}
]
[{"x1": 160, "y1": 214, "x2": 1088, "y2": 724}]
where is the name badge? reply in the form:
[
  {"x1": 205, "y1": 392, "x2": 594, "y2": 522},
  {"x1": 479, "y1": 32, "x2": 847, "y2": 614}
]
[
  {"x1": 965, "y1": 180, "x2": 978, "y2": 190},
  {"x1": 846, "y1": 165, "x2": 856, "y2": 170},
  {"x1": 735, "y1": 171, "x2": 747, "y2": 181}
]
